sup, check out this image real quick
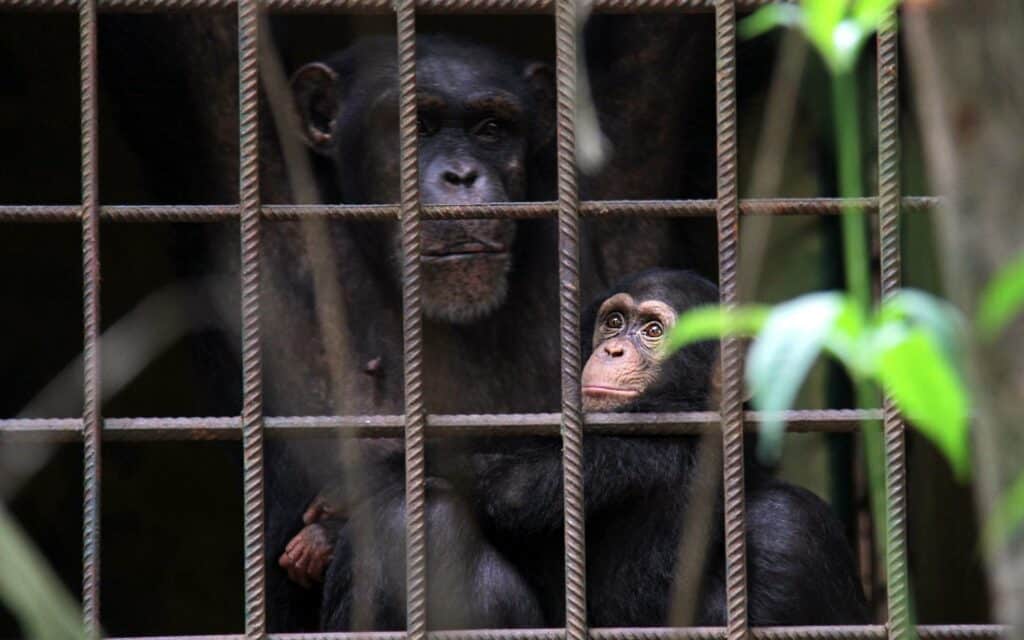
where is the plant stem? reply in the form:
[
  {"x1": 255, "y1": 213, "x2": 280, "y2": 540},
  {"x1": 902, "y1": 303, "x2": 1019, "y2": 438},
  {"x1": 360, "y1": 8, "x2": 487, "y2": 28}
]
[
  {"x1": 831, "y1": 67, "x2": 889, "y2": 579},
  {"x1": 858, "y1": 379, "x2": 888, "y2": 566},
  {"x1": 831, "y1": 69, "x2": 871, "y2": 312}
]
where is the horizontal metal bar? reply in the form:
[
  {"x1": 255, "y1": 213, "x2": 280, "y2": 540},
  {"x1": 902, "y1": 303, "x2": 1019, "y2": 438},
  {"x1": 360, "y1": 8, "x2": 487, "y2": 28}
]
[
  {"x1": 105, "y1": 626, "x2": 1010, "y2": 640},
  {"x1": 0, "y1": 409, "x2": 881, "y2": 442},
  {"x1": 0, "y1": 198, "x2": 941, "y2": 224},
  {"x1": 0, "y1": 0, "x2": 787, "y2": 13}
]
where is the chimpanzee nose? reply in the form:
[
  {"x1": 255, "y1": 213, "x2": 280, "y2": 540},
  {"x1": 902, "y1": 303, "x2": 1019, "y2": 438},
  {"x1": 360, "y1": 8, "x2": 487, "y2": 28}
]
[
  {"x1": 604, "y1": 342, "x2": 625, "y2": 358},
  {"x1": 442, "y1": 165, "x2": 478, "y2": 187}
]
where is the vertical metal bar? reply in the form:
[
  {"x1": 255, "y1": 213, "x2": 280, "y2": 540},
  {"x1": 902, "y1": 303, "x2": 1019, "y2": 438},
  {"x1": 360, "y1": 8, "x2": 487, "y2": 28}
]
[
  {"x1": 554, "y1": 0, "x2": 586, "y2": 638},
  {"x1": 238, "y1": 0, "x2": 266, "y2": 635},
  {"x1": 715, "y1": 1, "x2": 747, "y2": 639},
  {"x1": 396, "y1": 4, "x2": 427, "y2": 639},
  {"x1": 79, "y1": 0, "x2": 102, "y2": 634},
  {"x1": 876, "y1": 16, "x2": 908, "y2": 640}
]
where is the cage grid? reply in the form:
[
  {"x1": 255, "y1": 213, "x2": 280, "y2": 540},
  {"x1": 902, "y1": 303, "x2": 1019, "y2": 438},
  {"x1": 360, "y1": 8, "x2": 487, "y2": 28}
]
[{"x1": 0, "y1": 0, "x2": 1009, "y2": 639}]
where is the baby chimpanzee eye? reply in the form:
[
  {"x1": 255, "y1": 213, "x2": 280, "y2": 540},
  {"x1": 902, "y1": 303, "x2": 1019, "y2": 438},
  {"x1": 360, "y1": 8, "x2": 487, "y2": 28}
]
[
  {"x1": 604, "y1": 312, "x2": 625, "y2": 330},
  {"x1": 642, "y1": 321, "x2": 663, "y2": 339}
]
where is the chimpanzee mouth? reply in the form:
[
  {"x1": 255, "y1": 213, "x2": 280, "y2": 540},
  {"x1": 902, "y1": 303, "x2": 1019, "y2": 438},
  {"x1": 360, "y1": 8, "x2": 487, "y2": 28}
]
[
  {"x1": 582, "y1": 385, "x2": 640, "y2": 399},
  {"x1": 422, "y1": 242, "x2": 508, "y2": 262}
]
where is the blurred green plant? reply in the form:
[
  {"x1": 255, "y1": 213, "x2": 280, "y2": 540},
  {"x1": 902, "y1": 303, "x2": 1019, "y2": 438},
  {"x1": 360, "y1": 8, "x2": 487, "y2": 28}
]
[
  {"x1": 977, "y1": 251, "x2": 1024, "y2": 549},
  {"x1": 670, "y1": 4, "x2": 969, "y2": 636},
  {"x1": 977, "y1": 251, "x2": 1024, "y2": 341},
  {"x1": 984, "y1": 471, "x2": 1024, "y2": 554},
  {"x1": 673, "y1": 0, "x2": 971, "y2": 475},
  {"x1": 0, "y1": 504, "x2": 85, "y2": 640},
  {"x1": 672, "y1": 290, "x2": 969, "y2": 476}
]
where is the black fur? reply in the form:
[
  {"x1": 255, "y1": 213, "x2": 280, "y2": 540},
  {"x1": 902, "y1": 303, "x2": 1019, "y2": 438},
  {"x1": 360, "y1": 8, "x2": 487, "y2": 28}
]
[{"x1": 316, "y1": 269, "x2": 869, "y2": 629}]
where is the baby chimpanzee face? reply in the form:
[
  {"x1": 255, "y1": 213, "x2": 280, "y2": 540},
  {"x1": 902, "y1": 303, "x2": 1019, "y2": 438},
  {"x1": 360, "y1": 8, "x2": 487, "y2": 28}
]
[{"x1": 581, "y1": 269, "x2": 720, "y2": 412}]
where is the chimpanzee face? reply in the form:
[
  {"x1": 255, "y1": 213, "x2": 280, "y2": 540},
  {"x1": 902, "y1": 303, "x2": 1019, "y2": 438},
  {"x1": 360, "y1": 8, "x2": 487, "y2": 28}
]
[
  {"x1": 291, "y1": 36, "x2": 554, "y2": 324},
  {"x1": 581, "y1": 269, "x2": 720, "y2": 412}
]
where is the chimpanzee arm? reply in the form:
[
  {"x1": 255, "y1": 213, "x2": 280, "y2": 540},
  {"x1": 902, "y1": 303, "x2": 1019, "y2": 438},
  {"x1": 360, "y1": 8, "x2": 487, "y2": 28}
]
[
  {"x1": 745, "y1": 481, "x2": 869, "y2": 625},
  {"x1": 473, "y1": 435, "x2": 694, "y2": 536}
]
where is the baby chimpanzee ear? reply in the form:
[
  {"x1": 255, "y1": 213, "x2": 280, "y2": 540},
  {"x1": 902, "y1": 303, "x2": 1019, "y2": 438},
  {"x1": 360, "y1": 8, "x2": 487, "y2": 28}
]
[
  {"x1": 291, "y1": 62, "x2": 341, "y2": 155},
  {"x1": 523, "y1": 62, "x2": 555, "y2": 151}
]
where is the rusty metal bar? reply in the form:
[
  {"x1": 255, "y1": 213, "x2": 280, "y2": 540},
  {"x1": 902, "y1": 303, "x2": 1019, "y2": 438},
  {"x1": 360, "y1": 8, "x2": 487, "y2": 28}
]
[
  {"x1": 0, "y1": 409, "x2": 887, "y2": 442},
  {"x1": 554, "y1": 0, "x2": 587, "y2": 637},
  {"x1": 237, "y1": 0, "x2": 266, "y2": 634},
  {"x1": 395, "y1": 2, "x2": 428, "y2": 637},
  {"x1": 103, "y1": 626, "x2": 1012, "y2": 640},
  {"x1": 714, "y1": 1, "x2": 747, "y2": 640},
  {"x1": 0, "y1": 198, "x2": 943, "y2": 224},
  {"x1": 0, "y1": 0, "x2": 788, "y2": 13},
  {"x1": 78, "y1": 0, "x2": 102, "y2": 632},
  {"x1": 876, "y1": 16, "x2": 909, "y2": 640}
]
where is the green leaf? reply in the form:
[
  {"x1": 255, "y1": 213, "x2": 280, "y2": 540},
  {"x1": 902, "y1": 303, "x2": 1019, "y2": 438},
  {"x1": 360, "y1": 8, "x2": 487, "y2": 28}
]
[
  {"x1": 983, "y1": 470, "x2": 1024, "y2": 556},
  {"x1": 852, "y1": 0, "x2": 899, "y2": 31},
  {"x1": 881, "y1": 288, "x2": 967, "y2": 375},
  {"x1": 738, "y1": 3, "x2": 804, "y2": 40},
  {"x1": 663, "y1": 305, "x2": 770, "y2": 354},
  {"x1": 803, "y1": 0, "x2": 850, "y2": 64},
  {"x1": 830, "y1": 19, "x2": 869, "y2": 73},
  {"x1": 876, "y1": 327, "x2": 971, "y2": 478},
  {"x1": 824, "y1": 295, "x2": 869, "y2": 375},
  {"x1": 746, "y1": 291, "x2": 846, "y2": 462},
  {"x1": 977, "y1": 251, "x2": 1024, "y2": 340},
  {"x1": 0, "y1": 505, "x2": 85, "y2": 640}
]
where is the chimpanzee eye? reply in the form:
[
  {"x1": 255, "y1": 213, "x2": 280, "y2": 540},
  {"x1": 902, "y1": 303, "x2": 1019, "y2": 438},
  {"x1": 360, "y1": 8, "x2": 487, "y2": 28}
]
[
  {"x1": 473, "y1": 118, "x2": 504, "y2": 141},
  {"x1": 642, "y1": 321, "x2": 664, "y2": 339},
  {"x1": 418, "y1": 115, "x2": 439, "y2": 136},
  {"x1": 604, "y1": 312, "x2": 624, "y2": 331}
]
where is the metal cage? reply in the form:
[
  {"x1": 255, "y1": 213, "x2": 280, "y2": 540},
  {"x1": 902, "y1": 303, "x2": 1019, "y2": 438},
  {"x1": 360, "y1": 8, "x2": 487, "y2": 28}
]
[{"x1": 0, "y1": 1, "x2": 1006, "y2": 639}]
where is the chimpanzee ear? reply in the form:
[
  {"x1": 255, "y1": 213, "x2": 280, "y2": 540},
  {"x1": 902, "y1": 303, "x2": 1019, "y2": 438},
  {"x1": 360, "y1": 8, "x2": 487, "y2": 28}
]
[
  {"x1": 524, "y1": 62, "x2": 556, "y2": 151},
  {"x1": 291, "y1": 62, "x2": 341, "y2": 155}
]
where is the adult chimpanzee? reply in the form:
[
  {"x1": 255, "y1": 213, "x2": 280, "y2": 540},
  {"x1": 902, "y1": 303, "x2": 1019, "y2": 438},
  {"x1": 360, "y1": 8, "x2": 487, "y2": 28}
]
[
  {"x1": 288, "y1": 35, "x2": 555, "y2": 322},
  {"x1": 265, "y1": 34, "x2": 569, "y2": 631},
  {"x1": 298, "y1": 269, "x2": 868, "y2": 629}
]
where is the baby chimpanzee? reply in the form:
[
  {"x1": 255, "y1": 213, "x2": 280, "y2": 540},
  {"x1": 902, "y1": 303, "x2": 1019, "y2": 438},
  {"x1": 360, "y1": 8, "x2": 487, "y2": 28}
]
[
  {"x1": 285, "y1": 269, "x2": 868, "y2": 629},
  {"x1": 574, "y1": 268, "x2": 869, "y2": 625}
]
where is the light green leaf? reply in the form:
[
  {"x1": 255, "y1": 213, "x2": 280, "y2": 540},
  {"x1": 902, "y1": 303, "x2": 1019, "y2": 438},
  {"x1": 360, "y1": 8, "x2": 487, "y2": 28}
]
[
  {"x1": 0, "y1": 505, "x2": 85, "y2": 640},
  {"x1": 881, "y1": 288, "x2": 967, "y2": 374},
  {"x1": 977, "y1": 251, "x2": 1024, "y2": 340},
  {"x1": 852, "y1": 0, "x2": 899, "y2": 31},
  {"x1": 738, "y1": 3, "x2": 804, "y2": 40},
  {"x1": 983, "y1": 470, "x2": 1024, "y2": 556},
  {"x1": 876, "y1": 328, "x2": 971, "y2": 478},
  {"x1": 824, "y1": 295, "x2": 869, "y2": 375},
  {"x1": 803, "y1": 0, "x2": 850, "y2": 63},
  {"x1": 746, "y1": 291, "x2": 846, "y2": 462},
  {"x1": 664, "y1": 305, "x2": 770, "y2": 354},
  {"x1": 831, "y1": 19, "x2": 869, "y2": 73}
]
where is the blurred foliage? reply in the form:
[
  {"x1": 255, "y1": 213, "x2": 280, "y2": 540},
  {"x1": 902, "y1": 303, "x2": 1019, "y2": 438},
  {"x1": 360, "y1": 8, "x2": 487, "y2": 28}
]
[
  {"x1": 985, "y1": 471, "x2": 1024, "y2": 555},
  {"x1": 978, "y1": 251, "x2": 1024, "y2": 341},
  {"x1": 667, "y1": 289, "x2": 970, "y2": 477},
  {"x1": 0, "y1": 505, "x2": 84, "y2": 640},
  {"x1": 673, "y1": 0, "x2": 971, "y2": 481},
  {"x1": 740, "y1": 0, "x2": 900, "y2": 73}
]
